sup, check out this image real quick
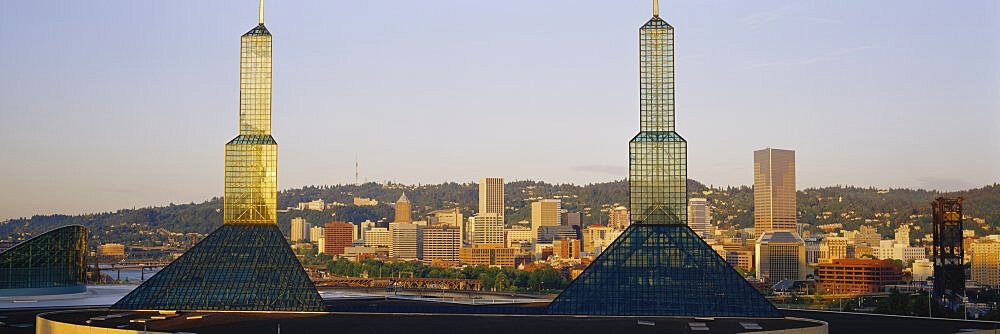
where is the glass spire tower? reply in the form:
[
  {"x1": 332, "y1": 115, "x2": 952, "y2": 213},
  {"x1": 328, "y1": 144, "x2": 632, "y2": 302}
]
[
  {"x1": 629, "y1": 0, "x2": 687, "y2": 225},
  {"x1": 548, "y1": 1, "x2": 779, "y2": 317},
  {"x1": 225, "y1": 1, "x2": 276, "y2": 225},
  {"x1": 112, "y1": 1, "x2": 324, "y2": 311}
]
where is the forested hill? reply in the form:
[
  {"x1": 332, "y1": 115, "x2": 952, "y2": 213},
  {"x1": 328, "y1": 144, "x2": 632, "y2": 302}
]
[{"x1": 1, "y1": 181, "x2": 997, "y2": 245}]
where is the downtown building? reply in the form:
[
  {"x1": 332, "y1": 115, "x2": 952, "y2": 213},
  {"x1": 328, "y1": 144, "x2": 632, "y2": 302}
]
[
  {"x1": 817, "y1": 259, "x2": 903, "y2": 294},
  {"x1": 324, "y1": 221, "x2": 355, "y2": 256},
  {"x1": 290, "y1": 217, "x2": 310, "y2": 242},
  {"x1": 479, "y1": 177, "x2": 505, "y2": 218},
  {"x1": 753, "y1": 148, "x2": 806, "y2": 285},
  {"x1": 687, "y1": 197, "x2": 712, "y2": 241},
  {"x1": 971, "y1": 237, "x2": 1000, "y2": 287},
  {"x1": 394, "y1": 193, "x2": 412, "y2": 223},
  {"x1": 422, "y1": 225, "x2": 461, "y2": 263},
  {"x1": 531, "y1": 199, "x2": 561, "y2": 238},
  {"x1": 389, "y1": 222, "x2": 422, "y2": 260}
]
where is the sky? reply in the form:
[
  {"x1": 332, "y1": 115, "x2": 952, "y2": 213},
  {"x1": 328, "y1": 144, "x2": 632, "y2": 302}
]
[{"x1": 1, "y1": 1, "x2": 998, "y2": 220}]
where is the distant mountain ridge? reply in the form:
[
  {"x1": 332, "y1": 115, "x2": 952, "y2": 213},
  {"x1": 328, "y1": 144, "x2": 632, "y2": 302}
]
[{"x1": 1, "y1": 181, "x2": 997, "y2": 245}]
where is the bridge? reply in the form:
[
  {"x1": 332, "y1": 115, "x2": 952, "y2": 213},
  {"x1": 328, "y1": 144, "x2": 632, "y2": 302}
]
[{"x1": 314, "y1": 277, "x2": 481, "y2": 291}]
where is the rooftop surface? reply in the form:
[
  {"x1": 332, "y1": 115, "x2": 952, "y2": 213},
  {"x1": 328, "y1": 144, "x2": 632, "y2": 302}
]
[{"x1": 38, "y1": 308, "x2": 821, "y2": 334}]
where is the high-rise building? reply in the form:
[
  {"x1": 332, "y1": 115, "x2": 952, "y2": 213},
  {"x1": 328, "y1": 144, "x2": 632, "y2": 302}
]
[
  {"x1": 687, "y1": 198, "x2": 712, "y2": 241},
  {"x1": 561, "y1": 212, "x2": 582, "y2": 227},
  {"x1": 422, "y1": 226, "x2": 461, "y2": 262},
  {"x1": 804, "y1": 237, "x2": 821, "y2": 265},
  {"x1": 536, "y1": 226, "x2": 578, "y2": 244},
  {"x1": 725, "y1": 250, "x2": 754, "y2": 273},
  {"x1": 309, "y1": 226, "x2": 324, "y2": 243},
  {"x1": 323, "y1": 221, "x2": 354, "y2": 256},
  {"x1": 549, "y1": 1, "x2": 778, "y2": 317},
  {"x1": 855, "y1": 225, "x2": 881, "y2": 248},
  {"x1": 581, "y1": 225, "x2": 618, "y2": 254},
  {"x1": 504, "y1": 227, "x2": 534, "y2": 248},
  {"x1": 290, "y1": 217, "x2": 310, "y2": 242},
  {"x1": 428, "y1": 207, "x2": 463, "y2": 227},
  {"x1": 478, "y1": 177, "x2": 504, "y2": 218},
  {"x1": 389, "y1": 222, "x2": 422, "y2": 260},
  {"x1": 932, "y1": 197, "x2": 964, "y2": 298},
  {"x1": 363, "y1": 227, "x2": 391, "y2": 248},
  {"x1": 817, "y1": 259, "x2": 903, "y2": 294},
  {"x1": 971, "y1": 238, "x2": 1000, "y2": 287},
  {"x1": 112, "y1": 2, "x2": 323, "y2": 311},
  {"x1": 531, "y1": 199, "x2": 561, "y2": 237},
  {"x1": 459, "y1": 245, "x2": 516, "y2": 267},
  {"x1": 394, "y1": 192, "x2": 411, "y2": 223},
  {"x1": 358, "y1": 220, "x2": 375, "y2": 241},
  {"x1": 755, "y1": 231, "x2": 807, "y2": 284},
  {"x1": 753, "y1": 148, "x2": 796, "y2": 234},
  {"x1": 472, "y1": 213, "x2": 504, "y2": 246},
  {"x1": 819, "y1": 236, "x2": 849, "y2": 264},
  {"x1": 895, "y1": 225, "x2": 911, "y2": 247},
  {"x1": 608, "y1": 206, "x2": 630, "y2": 230},
  {"x1": 553, "y1": 238, "x2": 581, "y2": 259}
]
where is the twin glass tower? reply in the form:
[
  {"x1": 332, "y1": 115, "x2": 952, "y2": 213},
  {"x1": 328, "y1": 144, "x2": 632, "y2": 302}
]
[
  {"x1": 549, "y1": 1, "x2": 778, "y2": 317},
  {"x1": 113, "y1": 0, "x2": 776, "y2": 316},
  {"x1": 113, "y1": 1, "x2": 324, "y2": 312},
  {"x1": 628, "y1": 0, "x2": 687, "y2": 226},
  {"x1": 225, "y1": 2, "x2": 277, "y2": 225}
]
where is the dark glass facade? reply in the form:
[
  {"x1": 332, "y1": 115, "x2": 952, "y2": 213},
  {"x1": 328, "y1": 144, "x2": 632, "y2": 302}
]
[
  {"x1": 0, "y1": 225, "x2": 87, "y2": 296},
  {"x1": 548, "y1": 224, "x2": 780, "y2": 317},
  {"x1": 112, "y1": 224, "x2": 324, "y2": 311},
  {"x1": 932, "y1": 197, "x2": 964, "y2": 299}
]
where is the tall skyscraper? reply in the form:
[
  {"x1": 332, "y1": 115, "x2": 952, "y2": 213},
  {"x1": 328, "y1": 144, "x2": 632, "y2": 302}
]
[
  {"x1": 478, "y1": 177, "x2": 505, "y2": 218},
  {"x1": 290, "y1": 217, "x2": 310, "y2": 242},
  {"x1": 687, "y1": 198, "x2": 712, "y2": 241},
  {"x1": 112, "y1": 1, "x2": 324, "y2": 311},
  {"x1": 549, "y1": 2, "x2": 779, "y2": 317},
  {"x1": 394, "y1": 192, "x2": 412, "y2": 223},
  {"x1": 753, "y1": 148, "x2": 797, "y2": 234}
]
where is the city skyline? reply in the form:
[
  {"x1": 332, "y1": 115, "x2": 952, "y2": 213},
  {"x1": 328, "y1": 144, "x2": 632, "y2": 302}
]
[{"x1": 1, "y1": 0, "x2": 998, "y2": 220}]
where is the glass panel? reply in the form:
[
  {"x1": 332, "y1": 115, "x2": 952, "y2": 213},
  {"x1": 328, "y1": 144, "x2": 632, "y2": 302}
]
[
  {"x1": 112, "y1": 224, "x2": 324, "y2": 311},
  {"x1": 0, "y1": 226, "x2": 87, "y2": 295},
  {"x1": 548, "y1": 225, "x2": 780, "y2": 317}
]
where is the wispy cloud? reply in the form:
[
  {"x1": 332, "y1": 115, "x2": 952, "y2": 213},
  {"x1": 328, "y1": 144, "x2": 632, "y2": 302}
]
[
  {"x1": 748, "y1": 45, "x2": 872, "y2": 69},
  {"x1": 797, "y1": 16, "x2": 844, "y2": 24},
  {"x1": 915, "y1": 177, "x2": 975, "y2": 192},
  {"x1": 740, "y1": 5, "x2": 796, "y2": 27},
  {"x1": 573, "y1": 165, "x2": 627, "y2": 175}
]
